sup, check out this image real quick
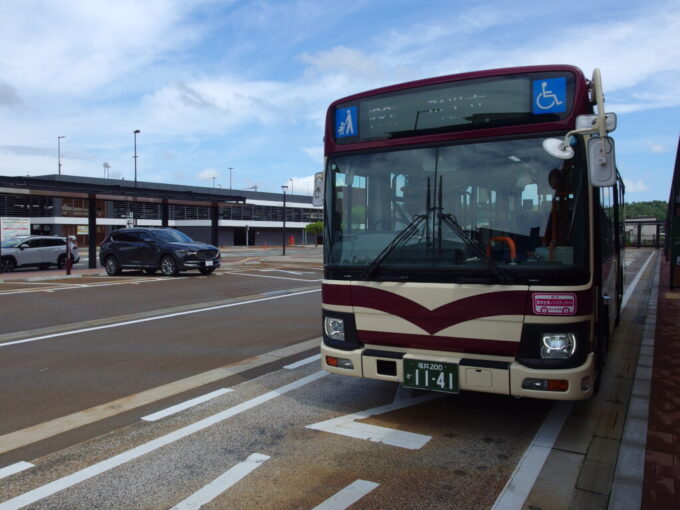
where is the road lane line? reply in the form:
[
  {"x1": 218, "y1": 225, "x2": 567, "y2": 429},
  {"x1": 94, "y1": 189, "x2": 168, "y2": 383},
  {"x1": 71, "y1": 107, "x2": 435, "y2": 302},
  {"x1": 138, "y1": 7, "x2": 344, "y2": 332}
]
[
  {"x1": 0, "y1": 462, "x2": 34, "y2": 481},
  {"x1": 284, "y1": 354, "x2": 320, "y2": 369},
  {"x1": 491, "y1": 402, "x2": 573, "y2": 510},
  {"x1": 141, "y1": 388, "x2": 233, "y2": 422},
  {"x1": 621, "y1": 249, "x2": 656, "y2": 310},
  {"x1": 0, "y1": 338, "x2": 320, "y2": 456},
  {"x1": 312, "y1": 480, "x2": 380, "y2": 510},
  {"x1": 0, "y1": 371, "x2": 327, "y2": 510},
  {"x1": 170, "y1": 453, "x2": 270, "y2": 510},
  {"x1": 223, "y1": 271, "x2": 322, "y2": 282},
  {"x1": 0, "y1": 288, "x2": 320, "y2": 348},
  {"x1": 0, "y1": 277, "x2": 180, "y2": 296},
  {"x1": 306, "y1": 390, "x2": 440, "y2": 450}
]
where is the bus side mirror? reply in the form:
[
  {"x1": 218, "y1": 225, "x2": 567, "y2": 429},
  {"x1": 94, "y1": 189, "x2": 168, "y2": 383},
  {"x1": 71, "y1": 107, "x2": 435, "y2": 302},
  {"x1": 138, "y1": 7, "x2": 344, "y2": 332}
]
[
  {"x1": 312, "y1": 172, "x2": 324, "y2": 207},
  {"x1": 588, "y1": 136, "x2": 617, "y2": 187}
]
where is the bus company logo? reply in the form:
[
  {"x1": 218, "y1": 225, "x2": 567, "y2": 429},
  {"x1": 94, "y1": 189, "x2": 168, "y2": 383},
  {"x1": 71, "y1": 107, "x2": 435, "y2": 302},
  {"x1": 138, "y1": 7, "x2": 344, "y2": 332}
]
[
  {"x1": 336, "y1": 106, "x2": 358, "y2": 138},
  {"x1": 532, "y1": 293, "x2": 576, "y2": 315}
]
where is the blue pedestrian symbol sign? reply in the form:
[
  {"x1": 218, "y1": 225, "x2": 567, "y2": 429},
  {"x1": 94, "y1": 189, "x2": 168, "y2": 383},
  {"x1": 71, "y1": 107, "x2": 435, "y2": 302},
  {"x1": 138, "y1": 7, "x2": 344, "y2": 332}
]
[
  {"x1": 336, "y1": 106, "x2": 358, "y2": 138},
  {"x1": 533, "y1": 78, "x2": 567, "y2": 114}
]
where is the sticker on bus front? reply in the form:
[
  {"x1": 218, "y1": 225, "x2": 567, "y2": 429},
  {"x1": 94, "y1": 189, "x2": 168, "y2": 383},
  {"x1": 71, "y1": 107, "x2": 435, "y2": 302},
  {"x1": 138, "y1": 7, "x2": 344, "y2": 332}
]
[
  {"x1": 532, "y1": 293, "x2": 576, "y2": 315},
  {"x1": 336, "y1": 106, "x2": 358, "y2": 138},
  {"x1": 532, "y1": 77, "x2": 567, "y2": 114}
]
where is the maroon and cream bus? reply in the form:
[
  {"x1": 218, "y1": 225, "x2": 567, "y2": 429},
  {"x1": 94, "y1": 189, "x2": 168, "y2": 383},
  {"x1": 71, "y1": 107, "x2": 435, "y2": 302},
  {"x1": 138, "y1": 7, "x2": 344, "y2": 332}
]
[{"x1": 315, "y1": 65, "x2": 624, "y2": 400}]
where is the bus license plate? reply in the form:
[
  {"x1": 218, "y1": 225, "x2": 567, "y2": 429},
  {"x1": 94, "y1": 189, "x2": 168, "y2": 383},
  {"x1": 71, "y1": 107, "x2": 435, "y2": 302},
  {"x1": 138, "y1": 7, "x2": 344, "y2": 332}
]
[{"x1": 403, "y1": 359, "x2": 459, "y2": 393}]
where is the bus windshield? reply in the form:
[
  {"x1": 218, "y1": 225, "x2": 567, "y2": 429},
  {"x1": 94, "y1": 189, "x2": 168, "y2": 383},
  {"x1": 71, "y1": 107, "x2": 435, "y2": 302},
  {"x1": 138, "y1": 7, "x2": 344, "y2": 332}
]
[{"x1": 327, "y1": 136, "x2": 589, "y2": 282}]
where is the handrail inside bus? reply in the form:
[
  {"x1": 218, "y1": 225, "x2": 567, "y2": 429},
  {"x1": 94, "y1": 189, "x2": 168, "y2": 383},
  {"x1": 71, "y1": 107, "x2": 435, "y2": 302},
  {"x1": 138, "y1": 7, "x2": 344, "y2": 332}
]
[{"x1": 486, "y1": 236, "x2": 517, "y2": 262}]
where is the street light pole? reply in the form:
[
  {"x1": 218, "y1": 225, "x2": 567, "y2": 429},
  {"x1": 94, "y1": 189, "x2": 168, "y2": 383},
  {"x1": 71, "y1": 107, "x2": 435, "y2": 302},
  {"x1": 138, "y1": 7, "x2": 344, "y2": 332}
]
[
  {"x1": 57, "y1": 136, "x2": 65, "y2": 175},
  {"x1": 281, "y1": 185, "x2": 288, "y2": 255},
  {"x1": 133, "y1": 130, "x2": 140, "y2": 189},
  {"x1": 228, "y1": 167, "x2": 234, "y2": 189}
]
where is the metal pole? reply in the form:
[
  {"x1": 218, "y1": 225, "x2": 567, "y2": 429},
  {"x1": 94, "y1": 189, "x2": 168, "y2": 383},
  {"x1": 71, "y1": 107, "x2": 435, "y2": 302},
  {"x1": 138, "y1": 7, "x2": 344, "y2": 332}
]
[
  {"x1": 281, "y1": 185, "x2": 288, "y2": 255},
  {"x1": 229, "y1": 167, "x2": 233, "y2": 189},
  {"x1": 58, "y1": 136, "x2": 65, "y2": 175},
  {"x1": 133, "y1": 130, "x2": 140, "y2": 189}
]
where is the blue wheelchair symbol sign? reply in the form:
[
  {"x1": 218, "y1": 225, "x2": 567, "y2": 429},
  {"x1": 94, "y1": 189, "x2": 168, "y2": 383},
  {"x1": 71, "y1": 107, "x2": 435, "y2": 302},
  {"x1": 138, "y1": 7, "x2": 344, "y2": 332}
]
[
  {"x1": 533, "y1": 78, "x2": 567, "y2": 114},
  {"x1": 336, "y1": 106, "x2": 358, "y2": 138}
]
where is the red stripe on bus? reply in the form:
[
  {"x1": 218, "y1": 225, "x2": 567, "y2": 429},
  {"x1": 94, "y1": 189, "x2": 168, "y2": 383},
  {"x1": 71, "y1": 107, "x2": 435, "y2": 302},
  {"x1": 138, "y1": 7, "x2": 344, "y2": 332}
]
[
  {"x1": 358, "y1": 330, "x2": 518, "y2": 356},
  {"x1": 351, "y1": 286, "x2": 526, "y2": 334},
  {"x1": 322, "y1": 283, "x2": 352, "y2": 304},
  {"x1": 324, "y1": 284, "x2": 526, "y2": 335}
]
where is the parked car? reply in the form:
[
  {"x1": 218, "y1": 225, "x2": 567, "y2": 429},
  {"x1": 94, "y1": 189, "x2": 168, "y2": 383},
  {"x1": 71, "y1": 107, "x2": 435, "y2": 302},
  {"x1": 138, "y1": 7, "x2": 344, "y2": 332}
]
[
  {"x1": 0, "y1": 235, "x2": 80, "y2": 272},
  {"x1": 99, "y1": 227, "x2": 221, "y2": 276}
]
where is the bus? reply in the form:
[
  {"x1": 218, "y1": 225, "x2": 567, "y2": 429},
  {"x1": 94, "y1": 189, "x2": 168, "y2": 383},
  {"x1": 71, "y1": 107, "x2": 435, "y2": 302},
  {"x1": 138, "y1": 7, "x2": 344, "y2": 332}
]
[{"x1": 315, "y1": 65, "x2": 624, "y2": 400}]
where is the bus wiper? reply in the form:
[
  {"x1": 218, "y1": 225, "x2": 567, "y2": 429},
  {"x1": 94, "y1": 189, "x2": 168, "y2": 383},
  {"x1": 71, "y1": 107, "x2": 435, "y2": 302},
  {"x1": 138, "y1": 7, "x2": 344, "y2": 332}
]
[
  {"x1": 439, "y1": 213, "x2": 512, "y2": 284},
  {"x1": 361, "y1": 215, "x2": 426, "y2": 280}
]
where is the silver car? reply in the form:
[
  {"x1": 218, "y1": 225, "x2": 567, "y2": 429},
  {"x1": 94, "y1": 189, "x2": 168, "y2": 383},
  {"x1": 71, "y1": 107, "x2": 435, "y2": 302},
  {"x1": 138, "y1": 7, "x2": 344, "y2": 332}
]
[{"x1": 0, "y1": 235, "x2": 80, "y2": 272}]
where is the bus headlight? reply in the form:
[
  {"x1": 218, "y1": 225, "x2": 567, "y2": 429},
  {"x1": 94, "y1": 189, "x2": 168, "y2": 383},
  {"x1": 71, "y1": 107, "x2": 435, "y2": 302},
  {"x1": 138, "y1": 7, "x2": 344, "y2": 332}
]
[
  {"x1": 324, "y1": 317, "x2": 345, "y2": 341},
  {"x1": 540, "y1": 333, "x2": 576, "y2": 359}
]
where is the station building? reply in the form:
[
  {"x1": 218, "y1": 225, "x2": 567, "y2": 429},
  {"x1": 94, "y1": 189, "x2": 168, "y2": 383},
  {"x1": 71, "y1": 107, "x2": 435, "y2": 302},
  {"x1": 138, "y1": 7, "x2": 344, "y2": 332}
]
[{"x1": 0, "y1": 174, "x2": 322, "y2": 249}]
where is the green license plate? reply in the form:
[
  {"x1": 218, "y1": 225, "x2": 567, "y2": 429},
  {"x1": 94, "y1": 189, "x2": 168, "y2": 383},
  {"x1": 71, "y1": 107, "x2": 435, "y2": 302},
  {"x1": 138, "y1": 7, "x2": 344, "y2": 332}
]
[{"x1": 403, "y1": 359, "x2": 459, "y2": 393}]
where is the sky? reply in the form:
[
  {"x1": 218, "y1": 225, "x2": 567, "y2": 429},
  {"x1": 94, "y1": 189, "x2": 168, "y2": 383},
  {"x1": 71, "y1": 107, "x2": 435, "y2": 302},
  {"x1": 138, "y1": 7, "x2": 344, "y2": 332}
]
[{"x1": 0, "y1": 0, "x2": 678, "y2": 202}]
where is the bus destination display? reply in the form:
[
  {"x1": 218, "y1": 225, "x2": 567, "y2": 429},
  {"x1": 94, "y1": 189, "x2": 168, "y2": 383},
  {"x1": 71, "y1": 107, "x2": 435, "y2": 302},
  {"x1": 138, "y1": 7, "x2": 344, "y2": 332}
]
[{"x1": 334, "y1": 72, "x2": 574, "y2": 143}]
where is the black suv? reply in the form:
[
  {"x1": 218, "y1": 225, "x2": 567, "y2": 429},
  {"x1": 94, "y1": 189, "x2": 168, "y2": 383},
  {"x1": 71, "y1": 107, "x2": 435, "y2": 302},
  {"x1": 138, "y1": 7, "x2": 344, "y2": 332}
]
[{"x1": 99, "y1": 228, "x2": 220, "y2": 276}]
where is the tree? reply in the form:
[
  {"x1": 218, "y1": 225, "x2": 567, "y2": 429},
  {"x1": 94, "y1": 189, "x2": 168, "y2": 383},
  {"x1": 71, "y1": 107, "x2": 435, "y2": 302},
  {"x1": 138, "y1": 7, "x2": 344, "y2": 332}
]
[
  {"x1": 305, "y1": 221, "x2": 323, "y2": 246},
  {"x1": 625, "y1": 200, "x2": 668, "y2": 220}
]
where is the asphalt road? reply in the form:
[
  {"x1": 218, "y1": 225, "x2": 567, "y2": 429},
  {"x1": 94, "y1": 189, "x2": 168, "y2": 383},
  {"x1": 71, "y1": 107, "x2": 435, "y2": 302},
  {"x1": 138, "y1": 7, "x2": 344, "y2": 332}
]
[{"x1": 0, "y1": 250, "x2": 658, "y2": 509}]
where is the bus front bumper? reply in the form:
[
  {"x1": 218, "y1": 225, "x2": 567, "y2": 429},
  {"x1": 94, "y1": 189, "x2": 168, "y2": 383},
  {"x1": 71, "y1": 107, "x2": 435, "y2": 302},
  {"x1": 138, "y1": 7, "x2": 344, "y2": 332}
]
[{"x1": 320, "y1": 342, "x2": 595, "y2": 401}]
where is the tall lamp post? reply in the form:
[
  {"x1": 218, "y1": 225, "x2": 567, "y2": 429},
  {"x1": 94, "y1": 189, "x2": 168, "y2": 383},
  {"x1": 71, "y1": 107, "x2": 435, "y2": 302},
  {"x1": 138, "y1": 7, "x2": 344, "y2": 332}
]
[
  {"x1": 133, "y1": 130, "x2": 141, "y2": 188},
  {"x1": 57, "y1": 136, "x2": 65, "y2": 175},
  {"x1": 228, "y1": 167, "x2": 234, "y2": 189},
  {"x1": 281, "y1": 185, "x2": 288, "y2": 255}
]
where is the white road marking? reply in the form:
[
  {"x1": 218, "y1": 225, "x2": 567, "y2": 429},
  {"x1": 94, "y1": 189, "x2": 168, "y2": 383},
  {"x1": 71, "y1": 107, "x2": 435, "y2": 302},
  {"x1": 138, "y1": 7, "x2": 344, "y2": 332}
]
[
  {"x1": 170, "y1": 453, "x2": 270, "y2": 510},
  {"x1": 0, "y1": 288, "x2": 320, "y2": 348},
  {"x1": 141, "y1": 388, "x2": 233, "y2": 422},
  {"x1": 312, "y1": 480, "x2": 380, "y2": 510},
  {"x1": 223, "y1": 271, "x2": 322, "y2": 282},
  {"x1": 284, "y1": 354, "x2": 320, "y2": 369},
  {"x1": 492, "y1": 250, "x2": 658, "y2": 509},
  {"x1": 306, "y1": 387, "x2": 440, "y2": 450},
  {"x1": 621, "y1": 250, "x2": 656, "y2": 310},
  {"x1": 0, "y1": 371, "x2": 327, "y2": 510},
  {"x1": 0, "y1": 338, "x2": 320, "y2": 456},
  {"x1": 0, "y1": 277, "x2": 177, "y2": 296},
  {"x1": 0, "y1": 462, "x2": 34, "y2": 481},
  {"x1": 258, "y1": 269, "x2": 305, "y2": 275},
  {"x1": 491, "y1": 402, "x2": 573, "y2": 510}
]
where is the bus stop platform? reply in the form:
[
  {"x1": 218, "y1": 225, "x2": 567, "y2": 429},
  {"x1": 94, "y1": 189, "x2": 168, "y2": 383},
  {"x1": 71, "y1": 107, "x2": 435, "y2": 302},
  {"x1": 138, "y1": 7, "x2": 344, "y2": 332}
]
[
  {"x1": 522, "y1": 251, "x2": 679, "y2": 510},
  {"x1": 639, "y1": 256, "x2": 679, "y2": 509}
]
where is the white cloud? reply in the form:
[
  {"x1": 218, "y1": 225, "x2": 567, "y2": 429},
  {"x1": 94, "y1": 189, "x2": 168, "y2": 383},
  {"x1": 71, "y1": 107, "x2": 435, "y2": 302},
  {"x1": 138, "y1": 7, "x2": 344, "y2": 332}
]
[
  {"x1": 0, "y1": 1, "x2": 201, "y2": 98},
  {"x1": 198, "y1": 168, "x2": 219, "y2": 181},
  {"x1": 624, "y1": 179, "x2": 650, "y2": 192},
  {"x1": 647, "y1": 142, "x2": 669, "y2": 154},
  {"x1": 303, "y1": 146, "x2": 323, "y2": 164},
  {"x1": 288, "y1": 175, "x2": 317, "y2": 196}
]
